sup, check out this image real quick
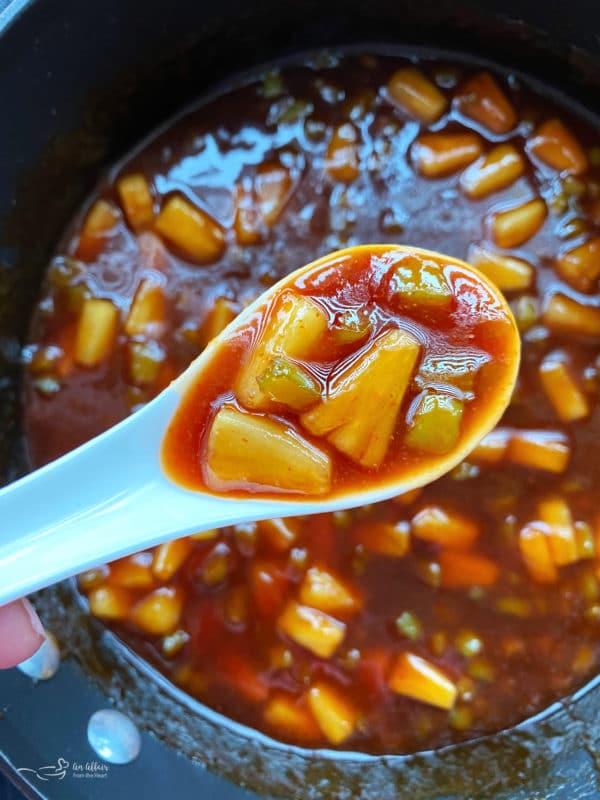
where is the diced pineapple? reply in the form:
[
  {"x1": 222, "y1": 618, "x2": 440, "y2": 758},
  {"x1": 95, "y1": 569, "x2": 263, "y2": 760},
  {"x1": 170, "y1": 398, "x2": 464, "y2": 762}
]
[
  {"x1": 155, "y1": 195, "x2": 225, "y2": 263},
  {"x1": 127, "y1": 339, "x2": 166, "y2": 386},
  {"x1": 470, "y1": 427, "x2": 512, "y2": 464},
  {"x1": 277, "y1": 601, "x2": 346, "y2": 658},
  {"x1": 412, "y1": 132, "x2": 483, "y2": 177},
  {"x1": 307, "y1": 682, "x2": 357, "y2": 744},
  {"x1": 233, "y1": 181, "x2": 262, "y2": 245},
  {"x1": 88, "y1": 585, "x2": 133, "y2": 619},
  {"x1": 467, "y1": 244, "x2": 534, "y2": 291},
  {"x1": 326, "y1": 123, "x2": 360, "y2": 182},
  {"x1": 250, "y1": 559, "x2": 289, "y2": 617},
  {"x1": 519, "y1": 522, "x2": 558, "y2": 583},
  {"x1": 415, "y1": 350, "x2": 490, "y2": 392},
  {"x1": 575, "y1": 521, "x2": 595, "y2": 560},
  {"x1": 491, "y1": 199, "x2": 547, "y2": 248},
  {"x1": 387, "y1": 67, "x2": 447, "y2": 123},
  {"x1": 236, "y1": 291, "x2": 328, "y2": 410},
  {"x1": 256, "y1": 357, "x2": 320, "y2": 411},
  {"x1": 75, "y1": 298, "x2": 119, "y2": 367},
  {"x1": 82, "y1": 199, "x2": 121, "y2": 236},
  {"x1": 301, "y1": 329, "x2": 421, "y2": 468},
  {"x1": 205, "y1": 405, "x2": 332, "y2": 495},
  {"x1": 538, "y1": 497, "x2": 578, "y2": 566},
  {"x1": 152, "y1": 537, "x2": 194, "y2": 581},
  {"x1": 224, "y1": 584, "x2": 248, "y2": 627},
  {"x1": 506, "y1": 429, "x2": 570, "y2": 473},
  {"x1": 255, "y1": 162, "x2": 292, "y2": 225},
  {"x1": 256, "y1": 517, "x2": 301, "y2": 552},
  {"x1": 388, "y1": 652, "x2": 457, "y2": 710},
  {"x1": 332, "y1": 308, "x2": 372, "y2": 344},
  {"x1": 542, "y1": 293, "x2": 600, "y2": 337},
  {"x1": 460, "y1": 144, "x2": 525, "y2": 199},
  {"x1": 405, "y1": 392, "x2": 464, "y2": 455},
  {"x1": 130, "y1": 587, "x2": 183, "y2": 635},
  {"x1": 556, "y1": 238, "x2": 600, "y2": 292},
  {"x1": 438, "y1": 550, "x2": 499, "y2": 587},
  {"x1": 539, "y1": 352, "x2": 590, "y2": 422},
  {"x1": 199, "y1": 297, "x2": 238, "y2": 347},
  {"x1": 109, "y1": 553, "x2": 155, "y2": 589},
  {"x1": 392, "y1": 487, "x2": 423, "y2": 507},
  {"x1": 299, "y1": 566, "x2": 362, "y2": 615},
  {"x1": 412, "y1": 505, "x2": 479, "y2": 548},
  {"x1": 391, "y1": 255, "x2": 453, "y2": 308},
  {"x1": 78, "y1": 566, "x2": 109, "y2": 592},
  {"x1": 125, "y1": 277, "x2": 167, "y2": 336},
  {"x1": 117, "y1": 173, "x2": 155, "y2": 230},
  {"x1": 353, "y1": 520, "x2": 411, "y2": 557},
  {"x1": 455, "y1": 72, "x2": 517, "y2": 134},
  {"x1": 528, "y1": 118, "x2": 588, "y2": 175},
  {"x1": 264, "y1": 694, "x2": 320, "y2": 742}
]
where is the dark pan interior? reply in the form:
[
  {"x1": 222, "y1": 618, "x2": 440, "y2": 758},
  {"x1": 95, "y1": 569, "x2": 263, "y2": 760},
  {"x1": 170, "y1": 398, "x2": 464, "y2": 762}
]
[{"x1": 0, "y1": 0, "x2": 599, "y2": 798}]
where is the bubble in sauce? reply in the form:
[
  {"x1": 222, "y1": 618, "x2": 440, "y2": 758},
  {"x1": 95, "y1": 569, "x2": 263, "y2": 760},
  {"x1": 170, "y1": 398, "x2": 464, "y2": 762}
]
[{"x1": 87, "y1": 709, "x2": 141, "y2": 764}]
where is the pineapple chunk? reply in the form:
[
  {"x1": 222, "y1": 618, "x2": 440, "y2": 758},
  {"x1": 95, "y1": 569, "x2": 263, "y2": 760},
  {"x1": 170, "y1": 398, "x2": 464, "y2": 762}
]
[
  {"x1": 88, "y1": 585, "x2": 133, "y2": 620},
  {"x1": 199, "y1": 297, "x2": 238, "y2": 347},
  {"x1": 519, "y1": 522, "x2": 558, "y2": 583},
  {"x1": 299, "y1": 566, "x2": 362, "y2": 615},
  {"x1": 415, "y1": 349, "x2": 490, "y2": 393},
  {"x1": 387, "y1": 67, "x2": 447, "y2": 123},
  {"x1": 256, "y1": 357, "x2": 320, "y2": 411},
  {"x1": 538, "y1": 497, "x2": 578, "y2": 566},
  {"x1": 277, "y1": 601, "x2": 346, "y2": 658},
  {"x1": 130, "y1": 587, "x2": 183, "y2": 635},
  {"x1": 236, "y1": 291, "x2": 328, "y2": 410},
  {"x1": 307, "y1": 682, "x2": 357, "y2": 744},
  {"x1": 264, "y1": 694, "x2": 320, "y2": 742},
  {"x1": 109, "y1": 553, "x2": 155, "y2": 589},
  {"x1": 470, "y1": 427, "x2": 511, "y2": 464},
  {"x1": 82, "y1": 199, "x2": 120, "y2": 236},
  {"x1": 391, "y1": 256, "x2": 452, "y2": 308},
  {"x1": 353, "y1": 520, "x2": 411, "y2": 557},
  {"x1": 152, "y1": 537, "x2": 194, "y2": 581},
  {"x1": 412, "y1": 505, "x2": 479, "y2": 548},
  {"x1": 467, "y1": 244, "x2": 533, "y2": 292},
  {"x1": 75, "y1": 298, "x2": 119, "y2": 367},
  {"x1": 438, "y1": 550, "x2": 499, "y2": 587},
  {"x1": 205, "y1": 405, "x2": 332, "y2": 495},
  {"x1": 539, "y1": 352, "x2": 589, "y2": 422},
  {"x1": 301, "y1": 329, "x2": 421, "y2": 469},
  {"x1": 155, "y1": 195, "x2": 225, "y2": 263},
  {"x1": 405, "y1": 392, "x2": 464, "y2": 455},
  {"x1": 528, "y1": 118, "x2": 588, "y2": 175},
  {"x1": 326, "y1": 123, "x2": 360, "y2": 182},
  {"x1": 127, "y1": 340, "x2": 166, "y2": 386},
  {"x1": 389, "y1": 652, "x2": 457, "y2": 710},
  {"x1": 233, "y1": 182, "x2": 262, "y2": 245},
  {"x1": 460, "y1": 144, "x2": 525, "y2": 199},
  {"x1": 256, "y1": 517, "x2": 300, "y2": 552},
  {"x1": 255, "y1": 162, "x2": 292, "y2": 225},
  {"x1": 491, "y1": 199, "x2": 547, "y2": 248},
  {"x1": 125, "y1": 277, "x2": 167, "y2": 336},
  {"x1": 556, "y1": 238, "x2": 600, "y2": 292},
  {"x1": 332, "y1": 308, "x2": 372, "y2": 344},
  {"x1": 455, "y1": 72, "x2": 517, "y2": 134},
  {"x1": 542, "y1": 293, "x2": 600, "y2": 337},
  {"x1": 117, "y1": 173, "x2": 155, "y2": 230},
  {"x1": 506, "y1": 429, "x2": 570, "y2": 473},
  {"x1": 412, "y1": 132, "x2": 483, "y2": 178}
]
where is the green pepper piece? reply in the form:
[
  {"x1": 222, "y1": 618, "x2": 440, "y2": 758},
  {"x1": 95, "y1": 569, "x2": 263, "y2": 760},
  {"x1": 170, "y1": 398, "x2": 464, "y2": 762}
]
[
  {"x1": 405, "y1": 391, "x2": 464, "y2": 454},
  {"x1": 256, "y1": 357, "x2": 320, "y2": 411}
]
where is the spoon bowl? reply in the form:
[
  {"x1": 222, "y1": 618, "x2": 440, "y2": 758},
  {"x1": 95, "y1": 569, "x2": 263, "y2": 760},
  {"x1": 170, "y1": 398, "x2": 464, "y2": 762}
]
[{"x1": 0, "y1": 244, "x2": 520, "y2": 606}]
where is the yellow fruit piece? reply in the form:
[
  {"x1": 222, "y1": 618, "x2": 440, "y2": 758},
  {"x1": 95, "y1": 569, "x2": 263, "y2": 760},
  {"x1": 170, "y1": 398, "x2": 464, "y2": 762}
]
[
  {"x1": 412, "y1": 505, "x2": 479, "y2": 548},
  {"x1": 506, "y1": 429, "x2": 570, "y2": 473},
  {"x1": 556, "y1": 238, "x2": 600, "y2": 292},
  {"x1": 391, "y1": 255, "x2": 453, "y2": 308},
  {"x1": 389, "y1": 652, "x2": 457, "y2": 710},
  {"x1": 255, "y1": 162, "x2": 292, "y2": 225},
  {"x1": 152, "y1": 537, "x2": 194, "y2": 581},
  {"x1": 455, "y1": 72, "x2": 517, "y2": 134},
  {"x1": 109, "y1": 553, "x2": 155, "y2": 588},
  {"x1": 256, "y1": 517, "x2": 300, "y2": 552},
  {"x1": 387, "y1": 67, "x2": 447, "y2": 123},
  {"x1": 88, "y1": 585, "x2": 133, "y2": 620},
  {"x1": 301, "y1": 329, "x2": 420, "y2": 469},
  {"x1": 299, "y1": 566, "x2": 362, "y2": 615},
  {"x1": 224, "y1": 585, "x2": 248, "y2": 626},
  {"x1": 307, "y1": 682, "x2": 357, "y2": 744},
  {"x1": 491, "y1": 199, "x2": 547, "y2": 248},
  {"x1": 539, "y1": 352, "x2": 589, "y2": 422},
  {"x1": 538, "y1": 497, "x2": 578, "y2": 566},
  {"x1": 117, "y1": 173, "x2": 155, "y2": 230},
  {"x1": 470, "y1": 427, "x2": 511, "y2": 464},
  {"x1": 519, "y1": 522, "x2": 558, "y2": 583},
  {"x1": 233, "y1": 182, "x2": 262, "y2": 245},
  {"x1": 326, "y1": 123, "x2": 360, "y2": 182},
  {"x1": 236, "y1": 291, "x2": 328, "y2": 410},
  {"x1": 155, "y1": 195, "x2": 225, "y2": 263},
  {"x1": 528, "y1": 118, "x2": 588, "y2": 175},
  {"x1": 199, "y1": 297, "x2": 238, "y2": 347},
  {"x1": 405, "y1": 392, "x2": 464, "y2": 455},
  {"x1": 354, "y1": 520, "x2": 411, "y2": 557},
  {"x1": 542, "y1": 293, "x2": 600, "y2": 337},
  {"x1": 467, "y1": 243, "x2": 534, "y2": 292},
  {"x1": 264, "y1": 694, "x2": 320, "y2": 742},
  {"x1": 82, "y1": 199, "x2": 120, "y2": 236},
  {"x1": 412, "y1": 132, "x2": 483, "y2": 177},
  {"x1": 205, "y1": 405, "x2": 332, "y2": 495},
  {"x1": 125, "y1": 277, "x2": 167, "y2": 336},
  {"x1": 460, "y1": 144, "x2": 525, "y2": 199},
  {"x1": 75, "y1": 298, "x2": 119, "y2": 367},
  {"x1": 277, "y1": 601, "x2": 346, "y2": 658},
  {"x1": 126, "y1": 340, "x2": 166, "y2": 386},
  {"x1": 130, "y1": 587, "x2": 183, "y2": 635}
]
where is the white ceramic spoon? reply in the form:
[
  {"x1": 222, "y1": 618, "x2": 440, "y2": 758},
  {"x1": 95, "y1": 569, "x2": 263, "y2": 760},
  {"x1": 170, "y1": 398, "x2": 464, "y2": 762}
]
[{"x1": 0, "y1": 245, "x2": 520, "y2": 606}]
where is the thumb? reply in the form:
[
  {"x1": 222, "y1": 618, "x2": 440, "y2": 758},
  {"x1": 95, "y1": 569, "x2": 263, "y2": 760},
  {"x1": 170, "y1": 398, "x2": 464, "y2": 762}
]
[{"x1": 0, "y1": 599, "x2": 45, "y2": 668}]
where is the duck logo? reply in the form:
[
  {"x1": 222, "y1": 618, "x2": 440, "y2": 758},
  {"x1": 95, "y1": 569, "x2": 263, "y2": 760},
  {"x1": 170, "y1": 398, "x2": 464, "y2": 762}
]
[{"x1": 17, "y1": 757, "x2": 69, "y2": 781}]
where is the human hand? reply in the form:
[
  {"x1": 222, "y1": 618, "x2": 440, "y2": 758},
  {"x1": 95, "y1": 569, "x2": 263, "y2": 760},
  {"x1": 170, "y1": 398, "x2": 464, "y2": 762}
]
[{"x1": 0, "y1": 599, "x2": 45, "y2": 668}]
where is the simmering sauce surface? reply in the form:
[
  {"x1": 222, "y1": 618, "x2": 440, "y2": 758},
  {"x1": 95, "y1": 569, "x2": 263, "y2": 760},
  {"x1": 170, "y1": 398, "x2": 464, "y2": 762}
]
[{"x1": 23, "y1": 52, "x2": 600, "y2": 754}]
